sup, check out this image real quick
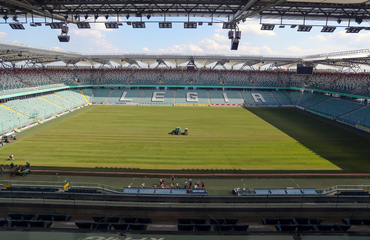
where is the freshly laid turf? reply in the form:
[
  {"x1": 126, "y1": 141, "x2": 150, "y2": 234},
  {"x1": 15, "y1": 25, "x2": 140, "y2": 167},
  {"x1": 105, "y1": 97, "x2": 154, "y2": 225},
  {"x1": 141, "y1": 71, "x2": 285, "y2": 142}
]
[{"x1": 2, "y1": 105, "x2": 361, "y2": 171}]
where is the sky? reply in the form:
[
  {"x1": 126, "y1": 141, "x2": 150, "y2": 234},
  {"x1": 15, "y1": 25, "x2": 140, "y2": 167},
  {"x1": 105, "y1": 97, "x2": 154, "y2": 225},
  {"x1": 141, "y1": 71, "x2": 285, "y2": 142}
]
[{"x1": 2, "y1": 16, "x2": 370, "y2": 57}]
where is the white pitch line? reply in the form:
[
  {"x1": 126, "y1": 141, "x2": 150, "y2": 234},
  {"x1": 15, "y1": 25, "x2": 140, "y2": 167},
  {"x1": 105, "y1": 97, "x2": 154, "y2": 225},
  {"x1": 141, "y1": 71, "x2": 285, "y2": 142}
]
[
  {"x1": 241, "y1": 179, "x2": 246, "y2": 188},
  {"x1": 291, "y1": 178, "x2": 300, "y2": 188}
]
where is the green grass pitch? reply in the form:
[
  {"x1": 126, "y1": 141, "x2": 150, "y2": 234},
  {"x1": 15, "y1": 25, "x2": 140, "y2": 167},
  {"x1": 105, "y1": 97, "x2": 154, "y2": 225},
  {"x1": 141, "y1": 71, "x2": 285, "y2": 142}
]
[{"x1": 1, "y1": 105, "x2": 370, "y2": 172}]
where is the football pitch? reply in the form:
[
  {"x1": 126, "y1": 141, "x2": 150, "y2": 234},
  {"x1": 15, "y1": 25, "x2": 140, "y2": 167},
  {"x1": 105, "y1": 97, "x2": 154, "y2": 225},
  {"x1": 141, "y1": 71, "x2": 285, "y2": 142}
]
[{"x1": 1, "y1": 105, "x2": 370, "y2": 172}]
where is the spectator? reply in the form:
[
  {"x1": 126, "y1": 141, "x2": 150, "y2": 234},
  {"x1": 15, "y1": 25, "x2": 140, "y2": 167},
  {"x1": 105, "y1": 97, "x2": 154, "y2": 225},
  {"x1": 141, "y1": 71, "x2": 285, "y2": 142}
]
[
  {"x1": 171, "y1": 175, "x2": 175, "y2": 183},
  {"x1": 154, "y1": 184, "x2": 157, "y2": 188},
  {"x1": 201, "y1": 181, "x2": 205, "y2": 189},
  {"x1": 159, "y1": 177, "x2": 163, "y2": 185},
  {"x1": 0, "y1": 167, "x2": 4, "y2": 175},
  {"x1": 10, "y1": 162, "x2": 14, "y2": 171},
  {"x1": 197, "y1": 180, "x2": 200, "y2": 188},
  {"x1": 176, "y1": 182, "x2": 179, "y2": 189},
  {"x1": 184, "y1": 180, "x2": 187, "y2": 189},
  {"x1": 141, "y1": 182, "x2": 145, "y2": 188},
  {"x1": 189, "y1": 178, "x2": 192, "y2": 187}
]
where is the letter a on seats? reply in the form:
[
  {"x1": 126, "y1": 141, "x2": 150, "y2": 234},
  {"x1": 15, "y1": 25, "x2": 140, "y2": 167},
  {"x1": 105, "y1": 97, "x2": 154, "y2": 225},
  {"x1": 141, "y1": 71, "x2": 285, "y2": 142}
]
[
  {"x1": 251, "y1": 93, "x2": 266, "y2": 103},
  {"x1": 152, "y1": 92, "x2": 165, "y2": 102},
  {"x1": 186, "y1": 92, "x2": 198, "y2": 102}
]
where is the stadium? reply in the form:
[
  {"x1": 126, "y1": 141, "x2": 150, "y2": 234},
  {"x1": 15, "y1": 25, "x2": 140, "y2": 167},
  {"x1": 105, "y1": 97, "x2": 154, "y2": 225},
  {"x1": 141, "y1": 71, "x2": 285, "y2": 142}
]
[{"x1": 1, "y1": 1, "x2": 370, "y2": 240}]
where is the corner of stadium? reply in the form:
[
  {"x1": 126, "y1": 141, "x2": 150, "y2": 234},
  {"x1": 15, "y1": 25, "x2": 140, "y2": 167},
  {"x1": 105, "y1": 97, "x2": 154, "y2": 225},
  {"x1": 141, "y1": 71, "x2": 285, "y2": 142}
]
[{"x1": 1, "y1": 1, "x2": 370, "y2": 239}]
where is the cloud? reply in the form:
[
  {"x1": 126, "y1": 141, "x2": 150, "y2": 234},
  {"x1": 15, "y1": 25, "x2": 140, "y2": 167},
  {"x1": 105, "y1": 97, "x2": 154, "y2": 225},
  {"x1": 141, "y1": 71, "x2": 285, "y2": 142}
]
[
  {"x1": 143, "y1": 47, "x2": 151, "y2": 52},
  {"x1": 284, "y1": 46, "x2": 304, "y2": 55},
  {"x1": 198, "y1": 38, "x2": 229, "y2": 51},
  {"x1": 0, "y1": 32, "x2": 7, "y2": 38},
  {"x1": 212, "y1": 34, "x2": 229, "y2": 42},
  {"x1": 158, "y1": 43, "x2": 203, "y2": 53},
  {"x1": 71, "y1": 29, "x2": 105, "y2": 38},
  {"x1": 90, "y1": 38, "x2": 121, "y2": 53},
  {"x1": 237, "y1": 45, "x2": 277, "y2": 55}
]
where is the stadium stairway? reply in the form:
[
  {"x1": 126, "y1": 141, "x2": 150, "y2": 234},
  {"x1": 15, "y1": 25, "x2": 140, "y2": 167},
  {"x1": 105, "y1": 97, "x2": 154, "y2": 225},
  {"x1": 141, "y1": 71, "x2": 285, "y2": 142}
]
[
  {"x1": 53, "y1": 94, "x2": 78, "y2": 107},
  {"x1": 39, "y1": 97, "x2": 68, "y2": 110},
  {"x1": 0, "y1": 104, "x2": 32, "y2": 119},
  {"x1": 338, "y1": 104, "x2": 369, "y2": 118},
  {"x1": 270, "y1": 92, "x2": 281, "y2": 105},
  {"x1": 293, "y1": 91, "x2": 304, "y2": 105},
  {"x1": 80, "y1": 90, "x2": 91, "y2": 104},
  {"x1": 103, "y1": 89, "x2": 113, "y2": 104}
]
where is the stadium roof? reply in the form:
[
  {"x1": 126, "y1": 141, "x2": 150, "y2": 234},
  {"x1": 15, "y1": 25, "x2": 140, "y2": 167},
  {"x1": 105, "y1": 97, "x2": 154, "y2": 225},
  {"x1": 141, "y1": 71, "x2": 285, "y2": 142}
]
[
  {"x1": 1, "y1": 1, "x2": 369, "y2": 29},
  {"x1": 1, "y1": 40, "x2": 370, "y2": 70}
]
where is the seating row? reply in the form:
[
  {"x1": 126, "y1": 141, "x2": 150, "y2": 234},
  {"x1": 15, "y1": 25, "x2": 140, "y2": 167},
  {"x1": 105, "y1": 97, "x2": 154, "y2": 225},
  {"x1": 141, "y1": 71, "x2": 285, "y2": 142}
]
[
  {"x1": 262, "y1": 218, "x2": 324, "y2": 225},
  {"x1": 0, "y1": 220, "x2": 52, "y2": 228},
  {"x1": 92, "y1": 216, "x2": 152, "y2": 224},
  {"x1": 75, "y1": 222, "x2": 147, "y2": 230},
  {"x1": 8, "y1": 213, "x2": 71, "y2": 222},
  {"x1": 178, "y1": 218, "x2": 238, "y2": 225},
  {"x1": 178, "y1": 224, "x2": 249, "y2": 232},
  {"x1": 276, "y1": 224, "x2": 350, "y2": 232}
]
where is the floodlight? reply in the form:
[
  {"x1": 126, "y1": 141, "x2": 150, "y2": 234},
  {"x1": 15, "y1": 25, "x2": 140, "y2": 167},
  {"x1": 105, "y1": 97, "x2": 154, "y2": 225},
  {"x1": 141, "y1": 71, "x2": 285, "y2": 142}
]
[
  {"x1": 337, "y1": 19, "x2": 342, "y2": 24},
  {"x1": 105, "y1": 15, "x2": 109, "y2": 20},
  {"x1": 346, "y1": 27, "x2": 363, "y2": 33},
  {"x1": 235, "y1": 31, "x2": 241, "y2": 39},
  {"x1": 30, "y1": 22, "x2": 42, "y2": 27},
  {"x1": 261, "y1": 24, "x2": 275, "y2": 30},
  {"x1": 48, "y1": 22, "x2": 64, "y2": 29},
  {"x1": 208, "y1": 22, "x2": 212, "y2": 26},
  {"x1": 64, "y1": 15, "x2": 68, "y2": 20},
  {"x1": 184, "y1": 22, "x2": 197, "y2": 28},
  {"x1": 279, "y1": 25, "x2": 285, "y2": 28},
  {"x1": 84, "y1": 14, "x2": 88, "y2": 20},
  {"x1": 105, "y1": 22, "x2": 119, "y2": 28},
  {"x1": 9, "y1": 23, "x2": 25, "y2": 30},
  {"x1": 94, "y1": 14, "x2": 99, "y2": 20},
  {"x1": 132, "y1": 22, "x2": 145, "y2": 28},
  {"x1": 198, "y1": 22, "x2": 203, "y2": 26},
  {"x1": 147, "y1": 15, "x2": 151, "y2": 19},
  {"x1": 127, "y1": 22, "x2": 131, "y2": 25},
  {"x1": 290, "y1": 25, "x2": 297, "y2": 28},
  {"x1": 74, "y1": 15, "x2": 79, "y2": 21},
  {"x1": 321, "y1": 26, "x2": 336, "y2": 33},
  {"x1": 297, "y1": 25, "x2": 312, "y2": 32},
  {"x1": 3, "y1": 15, "x2": 8, "y2": 21},
  {"x1": 12, "y1": 16, "x2": 18, "y2": 21},
  {"x1": 159, "y1": 22, "x2": 172, "y2": 28},
  {"x1": 77, "y1": 22, "x2": 91, "y2": 28},
  {"x1": 126, "y1": 14, "x2": 130, "y2": 19},
  {"x1": 223, "y1": 22, "x2": 236, "y2": 29}
]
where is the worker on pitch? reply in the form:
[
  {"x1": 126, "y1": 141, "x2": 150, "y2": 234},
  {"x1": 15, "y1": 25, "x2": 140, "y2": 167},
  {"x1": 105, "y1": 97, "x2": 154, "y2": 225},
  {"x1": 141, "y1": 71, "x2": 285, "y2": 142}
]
[{"x1": 4, "y1": 154, "x2": 14, "y2": 162}]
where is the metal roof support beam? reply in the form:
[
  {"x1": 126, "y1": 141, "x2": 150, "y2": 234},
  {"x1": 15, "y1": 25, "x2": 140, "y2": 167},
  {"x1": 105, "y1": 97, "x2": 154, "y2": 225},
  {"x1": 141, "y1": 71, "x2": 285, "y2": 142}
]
[
  {"x1": 3, "y1": 0, "x2": 71, "y2": 23},
  {"x1": 232, "y1": 0, "x2": 287, "y2": 24},
  {"x1": 228, "y1": 0, "x2": 258, "y2": 24}
]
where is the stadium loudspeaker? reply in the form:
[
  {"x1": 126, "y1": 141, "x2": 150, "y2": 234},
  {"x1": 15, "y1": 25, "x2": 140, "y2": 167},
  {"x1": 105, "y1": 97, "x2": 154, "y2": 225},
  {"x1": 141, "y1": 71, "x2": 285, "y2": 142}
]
[
  {"x1": 228, "y1": 30, "x2": 234, "y2": 39},
  {"x1": 230, "y1": 39, "x2": 239, "y2": 50},
  {"x1": 58, "y1": 35, "x2": 70, "y2": 42}
]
